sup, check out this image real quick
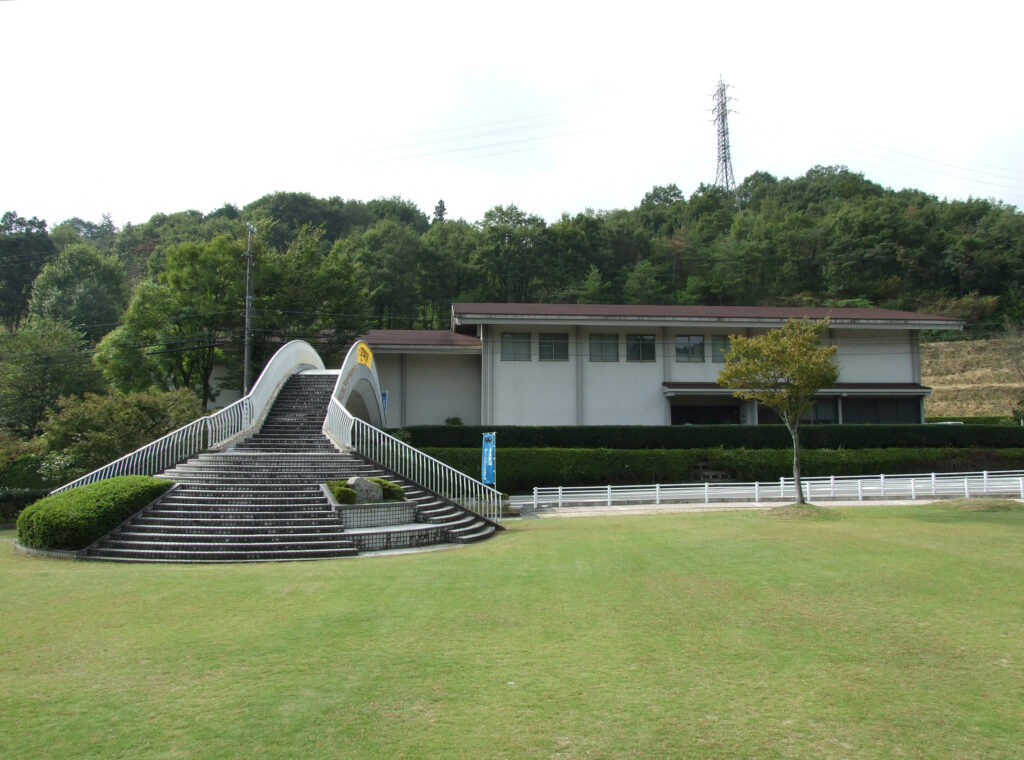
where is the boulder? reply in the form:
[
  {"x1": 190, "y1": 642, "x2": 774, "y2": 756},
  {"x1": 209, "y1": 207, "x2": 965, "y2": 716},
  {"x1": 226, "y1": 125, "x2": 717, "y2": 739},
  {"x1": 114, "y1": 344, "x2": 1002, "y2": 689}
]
[{"x1": 347, "y1": 476, "x2": 383, "y2": 503}]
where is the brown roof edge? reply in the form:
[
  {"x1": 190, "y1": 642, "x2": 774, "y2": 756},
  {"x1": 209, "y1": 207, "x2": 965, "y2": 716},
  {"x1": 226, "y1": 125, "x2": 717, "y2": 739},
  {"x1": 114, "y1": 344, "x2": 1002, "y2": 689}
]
[
  {"x1": 360, "y1": 329, "x2": 481, "y2": 349},
  {"x1": 451, "y1": 302, "x2": 963, "y2": 326}
]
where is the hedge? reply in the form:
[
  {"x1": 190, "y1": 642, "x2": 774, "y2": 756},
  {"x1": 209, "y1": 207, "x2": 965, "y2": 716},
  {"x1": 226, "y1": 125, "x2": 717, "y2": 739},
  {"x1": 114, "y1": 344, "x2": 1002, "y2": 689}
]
[
  {"x1": 16, "y1": 476, "x2": 172, "y2": 551},
  {"x1": 397, "y1": 424, "x2": 1024, "y2": 450},
  {"x1": 422, "y1": 447, "x2": 1024, "y2": 494}
]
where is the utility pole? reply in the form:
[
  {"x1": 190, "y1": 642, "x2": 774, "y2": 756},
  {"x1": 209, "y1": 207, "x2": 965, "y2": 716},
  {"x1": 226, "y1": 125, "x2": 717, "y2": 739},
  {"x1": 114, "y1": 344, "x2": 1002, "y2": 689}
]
[
  {"x1": 713, "y1": 77, "x2": 737, "y2": 195},
  {"x1": 242, "y1": 223, "x2": 255, "y2": 395}
]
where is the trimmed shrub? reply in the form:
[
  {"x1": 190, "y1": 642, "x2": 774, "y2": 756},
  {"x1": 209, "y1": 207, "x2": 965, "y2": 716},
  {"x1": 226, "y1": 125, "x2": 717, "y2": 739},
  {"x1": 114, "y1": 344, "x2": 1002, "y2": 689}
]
[
  {"x1": 325, "y1": 481, "x2": 358, "y2": 504},
  {"x1": 421, "y1": 447, "x2": 1024, "y2": 494},
  {"x1": 368, "y1": 477, "x2": 406, "y2": 501},
  {"x1": 926, "y1": 416, "x2": 1017, "y2": 425},
  {"x1": 16, "y1": 476, "x2": 172, "y2": 551},
  {"x1": 326, "y1": 478, "x2": 405, "y2": 503},
  {"x1": 399, "y1": 424, "x2": 1024, "y2": 450}
]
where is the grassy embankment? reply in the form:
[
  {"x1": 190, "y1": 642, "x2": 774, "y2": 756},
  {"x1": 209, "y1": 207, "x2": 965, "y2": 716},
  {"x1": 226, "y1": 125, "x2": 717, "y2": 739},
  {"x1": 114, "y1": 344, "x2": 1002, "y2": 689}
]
[{"x1": 3, "y1": 500, "x2": 1023, "y2": 759}]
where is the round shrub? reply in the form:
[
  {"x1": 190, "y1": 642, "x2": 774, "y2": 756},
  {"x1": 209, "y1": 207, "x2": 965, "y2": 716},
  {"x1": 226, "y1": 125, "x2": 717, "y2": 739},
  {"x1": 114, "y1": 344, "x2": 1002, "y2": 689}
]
[
  {"x1": 326, "y1": 481, "x2": 358, "y2": 504},
  {"x1": 16, "y1": 476, "x2": 172, "y2": 551},
  {"x1": 368, "y1": 477, "x2": 406, "y2": 501}
]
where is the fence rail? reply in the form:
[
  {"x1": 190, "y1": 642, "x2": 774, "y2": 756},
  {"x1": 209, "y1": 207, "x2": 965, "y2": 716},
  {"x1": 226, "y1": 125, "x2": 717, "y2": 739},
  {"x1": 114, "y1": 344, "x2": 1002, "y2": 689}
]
[
  {"x1": 50, "y1": 341, "x2": 324, "y2": 494},
  {"x1": 512, "y1": 470, "x2": 1024, "y2": 510},
  {"x1": 324, "y1": 397, "x2": 503, "y2": 523}
]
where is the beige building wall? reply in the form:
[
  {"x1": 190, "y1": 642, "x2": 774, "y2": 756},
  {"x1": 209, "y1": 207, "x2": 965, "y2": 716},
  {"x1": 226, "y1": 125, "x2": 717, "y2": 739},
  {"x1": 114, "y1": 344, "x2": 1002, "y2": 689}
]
[{"x1": 375, "y1": 354, "x2": 481, "y2": 427}]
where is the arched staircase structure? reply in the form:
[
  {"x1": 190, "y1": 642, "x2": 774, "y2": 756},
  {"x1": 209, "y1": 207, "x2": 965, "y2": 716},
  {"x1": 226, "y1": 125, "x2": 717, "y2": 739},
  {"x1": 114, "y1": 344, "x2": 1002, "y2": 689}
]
[{"x1": 56, "y1": 340, "x2": 502, "y2": 563}]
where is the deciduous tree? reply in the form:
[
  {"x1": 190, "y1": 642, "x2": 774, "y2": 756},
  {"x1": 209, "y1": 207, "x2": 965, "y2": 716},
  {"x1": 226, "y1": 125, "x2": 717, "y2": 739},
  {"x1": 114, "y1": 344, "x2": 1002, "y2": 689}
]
[
  {"x1": 28, "y1": 243, "x2": 129, "y2": 342},
  {"x1": 0, "y1": 212, "x2": 57, "y2": 330},
  {"x1": 0, "y1": 317, "x2": 103, "y2": 438},
  {"x1": 717, "y1": 319, "x2": 838, "y2": 503}
]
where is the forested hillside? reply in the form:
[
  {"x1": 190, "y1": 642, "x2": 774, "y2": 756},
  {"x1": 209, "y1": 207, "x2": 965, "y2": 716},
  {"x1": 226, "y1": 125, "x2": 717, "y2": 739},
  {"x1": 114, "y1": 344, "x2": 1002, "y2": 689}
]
[{"x1": 2, "y1": 164, "x2": 1024, "y2": 440}]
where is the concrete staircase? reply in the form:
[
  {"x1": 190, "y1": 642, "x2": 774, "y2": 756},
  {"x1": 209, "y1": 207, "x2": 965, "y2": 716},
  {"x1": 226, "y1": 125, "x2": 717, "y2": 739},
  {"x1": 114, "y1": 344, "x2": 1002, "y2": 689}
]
[{"x1": 81, "y1": 373, "x2": 499, "y2": 563}]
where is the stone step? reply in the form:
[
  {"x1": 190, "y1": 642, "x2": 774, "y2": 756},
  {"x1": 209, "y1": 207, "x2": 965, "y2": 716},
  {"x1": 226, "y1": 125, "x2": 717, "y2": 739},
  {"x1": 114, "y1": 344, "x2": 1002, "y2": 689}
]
[
  {"x1": 126, "y1": 524, "x2": 344, "y2": 536},
  {"x1": 147, "y1": 506, "x2": 337, "y2": 517},
  {"x1": 134, "y1": 516, "x2": 343, "y2": 527},
  {"x1": 94, "y1": 538, "x2": 357, "y2": 552},
  {"x1": 84, "y1": 546, "x2": 360, "y2": 562},
  {"x1": 450, "y1": 523, "x2": 498, "y2": 544},
  {"x1": 110, "y1": 530, "x2": 350, "y2": 543}
]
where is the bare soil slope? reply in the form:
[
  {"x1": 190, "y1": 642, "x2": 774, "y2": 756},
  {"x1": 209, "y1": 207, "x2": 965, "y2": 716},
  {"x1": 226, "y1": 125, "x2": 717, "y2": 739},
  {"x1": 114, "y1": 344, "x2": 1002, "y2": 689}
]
[{"x1": 921, "y1": 338, "x2": 1023, "y2": 418}]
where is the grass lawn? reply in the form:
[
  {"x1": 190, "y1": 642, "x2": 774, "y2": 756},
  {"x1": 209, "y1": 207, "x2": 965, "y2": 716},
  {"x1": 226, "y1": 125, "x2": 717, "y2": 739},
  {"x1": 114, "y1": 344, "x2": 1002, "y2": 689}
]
[{"x1": 3, "y1": 502, "x2": 1023, "y2": 759}]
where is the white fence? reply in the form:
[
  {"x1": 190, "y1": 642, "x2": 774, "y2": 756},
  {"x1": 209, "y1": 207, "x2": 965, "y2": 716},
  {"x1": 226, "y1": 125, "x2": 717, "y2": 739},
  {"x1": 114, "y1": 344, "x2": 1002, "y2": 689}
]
[
  {"x1": 50, "y1": 341, "x2": 324, "y2": 494},
  {"x1": 512, "y1": 470, "x2": 1024, "y2": 511},
  {"x1": 324, "y1": 397, "x2": 504, "y2": 523}
]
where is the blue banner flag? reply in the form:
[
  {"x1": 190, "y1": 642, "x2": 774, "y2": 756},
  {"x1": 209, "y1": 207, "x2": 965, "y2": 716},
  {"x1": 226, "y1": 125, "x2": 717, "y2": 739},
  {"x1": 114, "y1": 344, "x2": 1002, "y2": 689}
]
[{"x1": 481, "y1": 432, "x2": 496, "y2": 486}]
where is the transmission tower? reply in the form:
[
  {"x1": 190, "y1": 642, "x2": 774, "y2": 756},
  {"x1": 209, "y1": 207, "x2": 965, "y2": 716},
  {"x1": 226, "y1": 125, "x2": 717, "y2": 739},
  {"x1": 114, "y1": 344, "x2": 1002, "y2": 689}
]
[{"x1": 713, "y1": 77, "x2": 737, "y2": 192}]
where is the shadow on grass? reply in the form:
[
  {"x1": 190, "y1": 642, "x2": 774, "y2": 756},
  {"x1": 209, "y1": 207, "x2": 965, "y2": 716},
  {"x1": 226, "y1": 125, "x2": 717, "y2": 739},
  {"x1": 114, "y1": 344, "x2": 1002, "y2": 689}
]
[{"x1": 762, "y1": 503, "x2": 842, "y2": 520}]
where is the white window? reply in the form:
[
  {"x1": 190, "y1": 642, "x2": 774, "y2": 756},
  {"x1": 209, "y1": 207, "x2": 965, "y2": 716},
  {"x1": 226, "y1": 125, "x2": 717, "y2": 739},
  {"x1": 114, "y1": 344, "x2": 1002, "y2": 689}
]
[
  {"x1": 711, "y1": 335, "x2": 731, "y2": 363},
  {"x1": 675, "y1": 335, "x2": 705, "y2": 362},
  {"x1": 539, "y1": 333, "x2": 569, "y2": 361},
  {"x1": 626, "y1": 334, "x2": 656, "y2": 362},
  {"x1": 589, "y1": 334, "x2": 619, "y2": 362},
  {"x1": 501, "y1": 333, "x2": 531, "y2": 361}
]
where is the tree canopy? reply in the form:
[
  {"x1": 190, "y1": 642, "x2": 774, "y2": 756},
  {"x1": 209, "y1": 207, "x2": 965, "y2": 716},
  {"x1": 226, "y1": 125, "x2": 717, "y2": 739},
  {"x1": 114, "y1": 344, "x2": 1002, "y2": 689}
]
[{"x1": 717, "y1": 319, "x2": 839, "y2": 503}]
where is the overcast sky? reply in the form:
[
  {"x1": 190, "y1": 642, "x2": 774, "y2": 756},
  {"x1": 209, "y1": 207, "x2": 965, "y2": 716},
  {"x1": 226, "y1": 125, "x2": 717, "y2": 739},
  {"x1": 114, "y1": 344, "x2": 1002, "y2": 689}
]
[{"x1": 4, "y1": 0, "x2": 1023, "y2": 229}]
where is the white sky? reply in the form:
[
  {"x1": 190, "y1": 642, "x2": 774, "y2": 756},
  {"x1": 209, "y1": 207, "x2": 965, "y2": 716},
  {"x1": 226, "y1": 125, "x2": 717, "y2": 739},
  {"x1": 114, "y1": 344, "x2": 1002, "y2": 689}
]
[{"x1": 3, "y1": 0, "x2": 1024, "y2": 229}]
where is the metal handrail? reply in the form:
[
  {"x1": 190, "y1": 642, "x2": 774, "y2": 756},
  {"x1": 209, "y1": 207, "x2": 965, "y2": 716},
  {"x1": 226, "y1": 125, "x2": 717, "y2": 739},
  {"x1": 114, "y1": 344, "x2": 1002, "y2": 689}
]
[
  {"x1": 50, "y1": 340, "x2": 324, "y2": 494},
  {"x1": 324, "y1": 397, "x2": 503, "y2": 523},
  {"x1": 514, "y1": 470, "x2": 1024, "y2": 509}
]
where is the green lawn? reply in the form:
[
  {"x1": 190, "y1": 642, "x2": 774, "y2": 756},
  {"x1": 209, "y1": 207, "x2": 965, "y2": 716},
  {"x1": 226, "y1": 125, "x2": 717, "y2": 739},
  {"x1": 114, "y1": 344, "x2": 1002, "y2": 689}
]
[{"x1": 3, "y1": 503, "x2": 1023, "y2": 759}]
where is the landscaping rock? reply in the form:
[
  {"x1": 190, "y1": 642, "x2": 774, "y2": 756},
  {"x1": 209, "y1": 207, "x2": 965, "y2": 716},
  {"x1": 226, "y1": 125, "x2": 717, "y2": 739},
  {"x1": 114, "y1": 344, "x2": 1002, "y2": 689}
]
[{"x1": 347, "y1": 476, "x2": 383, "y2": 503}]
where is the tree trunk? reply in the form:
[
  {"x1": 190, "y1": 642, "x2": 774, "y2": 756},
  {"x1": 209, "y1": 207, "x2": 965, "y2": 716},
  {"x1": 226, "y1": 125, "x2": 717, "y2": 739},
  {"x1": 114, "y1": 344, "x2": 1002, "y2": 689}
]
[{"x1": 789, "y1": 423, "x2": 805, "y2": 505}]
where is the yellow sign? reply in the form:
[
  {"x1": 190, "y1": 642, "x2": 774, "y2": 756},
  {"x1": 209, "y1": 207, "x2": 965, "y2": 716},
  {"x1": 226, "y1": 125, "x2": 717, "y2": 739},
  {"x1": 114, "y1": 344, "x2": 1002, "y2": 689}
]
[{"x1": 357, "y1": 342, "x2": 373, "y2": 368}]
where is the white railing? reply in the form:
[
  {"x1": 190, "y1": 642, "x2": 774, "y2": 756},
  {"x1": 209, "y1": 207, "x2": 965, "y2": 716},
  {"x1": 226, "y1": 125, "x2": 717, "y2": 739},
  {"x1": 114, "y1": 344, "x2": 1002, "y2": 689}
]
[
  {"x1": 50, "y1": 341, "x2": 324, "y2": 494},
  {"x1": 512, "y1": 470, "x2": 1024, "y2": 510},
  {"x1": 324, "y1": 397, "x2": 503, "y2": 523}
]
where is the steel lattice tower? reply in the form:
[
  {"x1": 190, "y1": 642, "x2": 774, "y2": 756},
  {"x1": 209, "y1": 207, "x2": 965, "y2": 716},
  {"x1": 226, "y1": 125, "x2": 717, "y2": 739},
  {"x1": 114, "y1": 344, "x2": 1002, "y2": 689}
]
[{"x1": 713, "y1": 77, "x2": 736, "y2": 192}]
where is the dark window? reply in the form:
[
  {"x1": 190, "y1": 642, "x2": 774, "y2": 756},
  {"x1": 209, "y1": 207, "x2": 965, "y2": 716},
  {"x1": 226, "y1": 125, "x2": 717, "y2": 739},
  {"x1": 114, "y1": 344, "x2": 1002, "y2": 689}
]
[
  {"x1": 671, "y1": 404, "x2": 740, "y2": 424},
  {"x1": 500, "y1": 332, "x2": 530, "y2": 361},
  {"x1": 589, "y1": 333, "x2": 619, "y2": 362},
  {"x1": 675, "y1": 335, "x2": 705, "y2": 362},
  {"x1": 758, "y1": 398, "x2": 838, "y2": 424},
  {"x1": 539, "y1": 333, "x2": 569, "y2": 361},
  {"x1": 841, "y1": 397, "x2": 920, "y2": 424},
  {"x1": 626, "y1": 334, "x2": 656, "y2": 362}
]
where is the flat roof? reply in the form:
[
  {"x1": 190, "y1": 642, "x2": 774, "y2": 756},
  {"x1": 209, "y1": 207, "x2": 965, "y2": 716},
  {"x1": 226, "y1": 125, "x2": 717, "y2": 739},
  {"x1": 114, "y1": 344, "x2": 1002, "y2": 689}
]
[{"x1": 451, "y1": 302, "x2": 964, "y2": 331}]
